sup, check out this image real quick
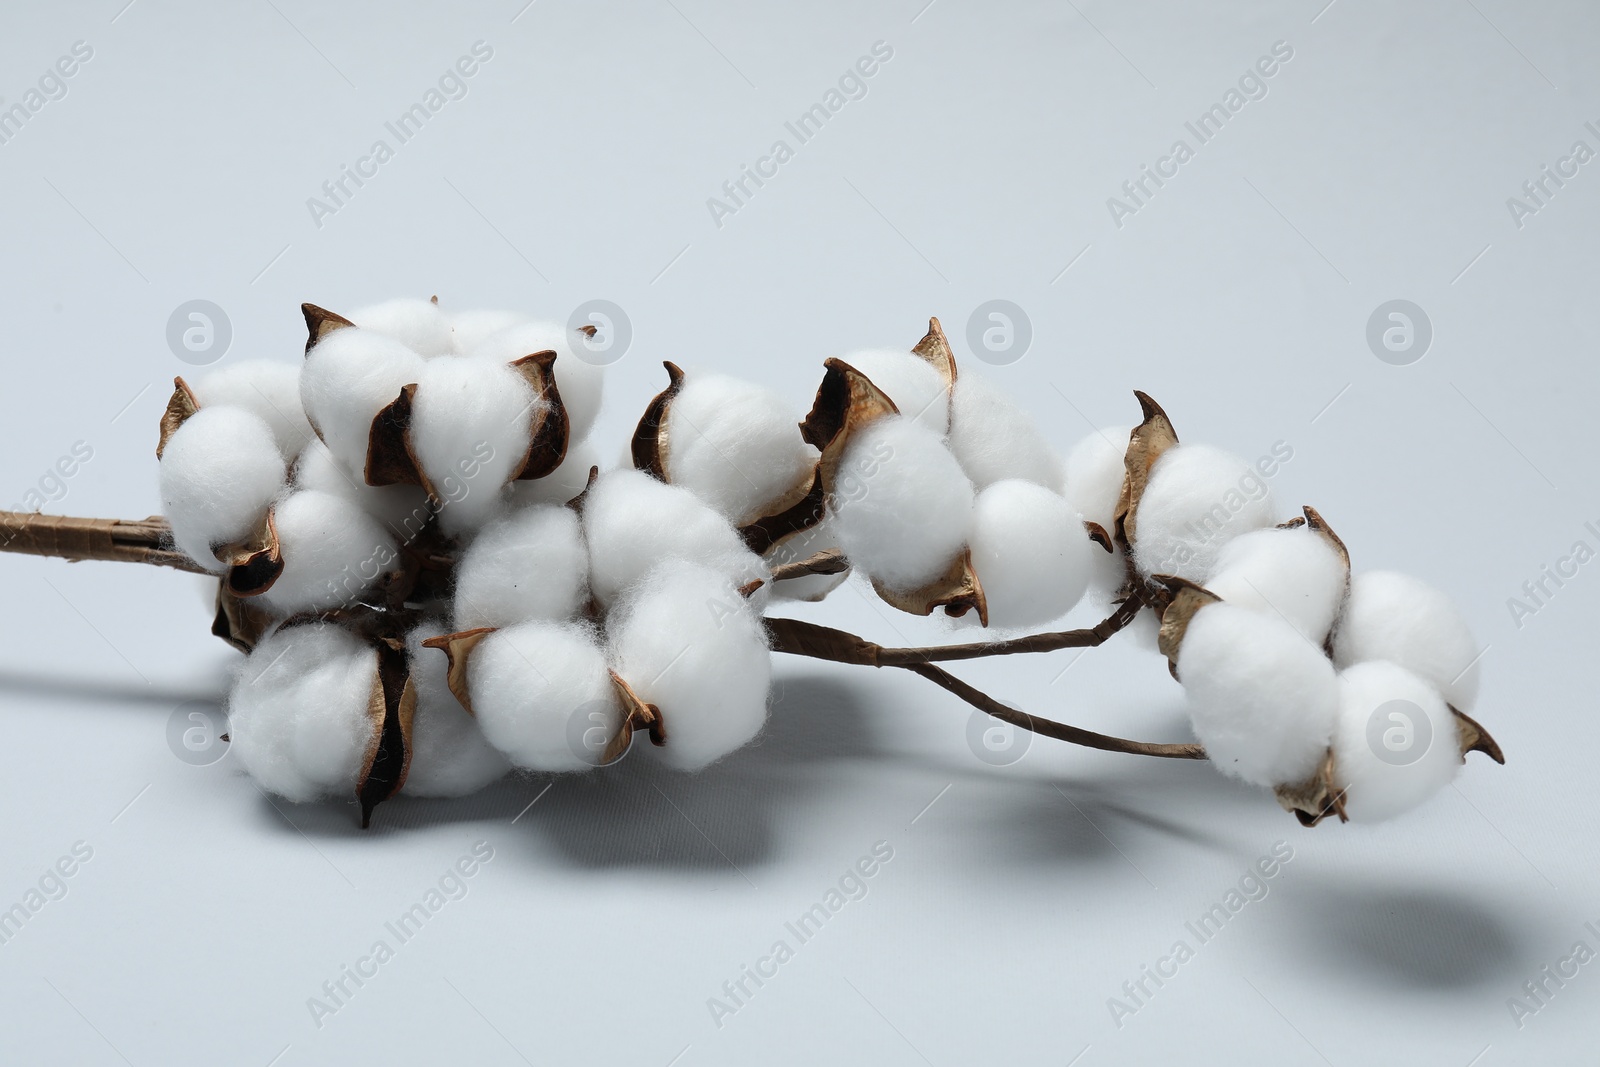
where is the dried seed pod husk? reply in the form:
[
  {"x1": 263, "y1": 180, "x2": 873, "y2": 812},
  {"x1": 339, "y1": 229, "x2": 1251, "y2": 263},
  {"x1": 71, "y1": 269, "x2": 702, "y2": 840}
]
[
  {"x1": 909, "y1": 316, "x2": 958, "y2": 392},
  {"x1": 631, "y1": 361, "x2": 685, "y2": 480},
  {"x1": 156, "y1": 376, "x2": 199, "y2": 459},
  {"x1": 801, "y1": 357, "x2": 985, "y2": 622},
  {"x1": 210, "y1": 582, "x2": 276, "y2": 653},
  {"x1": 420, "y1": 627, "x2": 497, "y2": 716},
  {"x1": 1152, "y1": 575, "x2": 1221, "y2": 675},
  {"x1": 1112, "y1": 391, "x2": 1180, "y2": 551},
  {"x1": 1452, "y1": 706, "x2": 1506, "y2": 764},
  {"x1": 565, "y1": 466, "x2": 602, "y2": 514},
  {"x1": 364, "y1": 384, "x2": 429, "y2": 492},
  {"x1": 1085, "y1": 520, "x2": 1113, "y2": 553},
  {"x1": 1274, "y1": 749, "x2": 1347, "y2": 827},
  {"x1": 600, "y1": 670, "x2": 663, "y2": 765},
  {"x1": 218, "y1": 509, "x2": 283, "y2": 598},
  {"x1": 357, "y1": 636, "x2": 417, "y2": 829},
  {"x1": 301, "y1": 302, "x2": 354, "y2": 355},
  {"x1": 740, "y1": 470, "x2": 826, "y2": 556},
  {"x1": 510, "y1": 350, "x2": 569, "y2": 481}
]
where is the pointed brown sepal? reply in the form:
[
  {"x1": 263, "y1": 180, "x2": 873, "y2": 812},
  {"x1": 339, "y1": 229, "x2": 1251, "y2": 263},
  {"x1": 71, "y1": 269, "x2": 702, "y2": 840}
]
[
  {"x1": 1301, "y1": 506, "x2": 1350, "y2": 570},
  {"x1": 156, "y1": 377, "x2": 200, "y2": 459},
  {"x1": 631, "y1": 362, "x2": 686, "y2": 480},
  {"x1": 218, "y1": 509, "x2": 283, "y2": 598},
  {"x1": 872, "y1": 547, "x2": 989, "y2": 626},
  {"x1": 210, "y1": 582, "x2": 276, "y2": 653},
  {"x1": 420, "y1": 627, "x2": 497, "y2": 716},
  {"x1": 357, "y1": 637, "x2": 417, "y2": 829},
  {"x1": 600, "y1": 670, "x2": 662, "y2": 765},
  {"x1": 365, "y1": 383, "x2": 430, "y2": 491},
  {"x1": 799, "y1": 358, "x2": 900, "y2": 456},
  {"x1": 1273, "y1": 750, "x2": 1348, "y2": 828},
  {"x1": 1151, "y1": 575, "x2": 1221, "y2": 675},
  {"x1": 740, "y1": 469, "x2": 826, "y2": 556},
  {"x1": 302, "y1": 303, "x2": 354, "y2": 355},
  {"x1": 1452, "y1": 706, "x2": 1506, "y2": 764},
  {"x1": 1113, "y1": 392, "x2": 1180, "y2": 550},
  {"x1": 565, "y1": 466, "x2": 602, "y2": 514},
  {"x1": 510, "y1": 351, "x2": 570, "y2": 481},
  {"x1": 1085, "y1": 520, "x2": 1113, "y2": 553},
  {"x1": 910, "y1": 316, "x2": 958, "y2": 393},
  {"x1": 577, "y1": 323, "x2": 598, "y2": 339}
]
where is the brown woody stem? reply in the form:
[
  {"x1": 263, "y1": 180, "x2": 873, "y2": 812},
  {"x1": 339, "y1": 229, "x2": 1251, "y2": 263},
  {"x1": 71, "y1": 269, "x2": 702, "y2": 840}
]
[{"x1": 0, "y1": 511, "x2": 208, "y2": 574}]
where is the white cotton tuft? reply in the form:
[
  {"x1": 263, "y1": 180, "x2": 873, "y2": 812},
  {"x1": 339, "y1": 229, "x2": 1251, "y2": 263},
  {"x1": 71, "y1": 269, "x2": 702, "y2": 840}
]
[
  {"x1": 468, "y1": 620, "x2": 621, "y2": 772},
  {"x1": 349, "y1": 297, "x2": 453, "y2": 356},
  {"x1": 968, "y1": 480, "x2": 1093, "y2": 628},
  {"x1": 1332, "y1": 571, "x2": 1481, "y2": 711},
  {"x1": 509, "y1": 438, "x2": 600, "y2": 508},
  {"x1": 828, "y1": 416, "x2": 974, "y2": 593},
  {"x1": 160, "y1": 406, "x2": 287, "y2": 572},
  {"x1": 765, "y1": 517, "x2": 848, "y2": 602},
  {"x1": 408, "y1": 356, "x2": 535, "y2": 533},
  {"x1": 259, "y1": 489, "x2": 398, "y2": 615},
  {"x1": 292, "y1": 438, "x2": 431, "y2": 535},
  {"x1": 468, "y1": 321, "x2": 606, "y2": 444},
  {"x1": 452, "y1": 504, "x2": 589, "y2": 629},
  {"x1": 581, "y1": 468, "x2": 766, "y2": 607},
  {"x1": 1132, "y1": 443, "x2": 1277, "y2": 581},
  {"x1": 189, "y1": 361, "x2": 314, "y2": 461},
  {"x1": 662, "y1": 373, "x2": 818, "y2": 525},
  {"x1": 1177, "y1": 603, "x2": 1339, "y2": 787},
  {"x1": 609, "y1": 561, "x2": 771, "y2": 771},
  {"x1": 402, "y1": 623, "x2": 511, "y2": 796},
  {"x1": 300, "y1": 328, "x2": 428, "y2": 480},
  {"x1": 1205, "y1": 525, "x2": 1347, "y2": 646},
  {"x1": 839, "y1": 349, "x2": 950, "y2": 434},
  {"x1": 1330, "y1": 660, "x2": 1460, "y2": 822},
  {"x1": 946, "y1": 371, "x2": 1062, "y2": 491},
  {"x1": 450, "y1": 309, "x2": 525, "y2": 355},
  {"x1": 1062, "y1": 426, "x2": 1131, "y2": 533},
  {"x1": 227, "y1": 623, "x2": 376, "y2": 802}
]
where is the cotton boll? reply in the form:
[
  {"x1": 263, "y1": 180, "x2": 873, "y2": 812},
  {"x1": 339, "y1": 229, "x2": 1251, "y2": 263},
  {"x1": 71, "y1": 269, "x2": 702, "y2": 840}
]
[
  {"x1": 609, "y1": 561, "x2": 771, "y2": 770},
  {"x1": 227, "y1": 622, "x2": 376, "y2": 802},
  {"x1": 840, "y1": 349, "x2": 950, "y2": 434},
  {"x1": 1205, "y1": 526, "x2": 1347, "y2": 646},
  {"x1": 1333, "y1": 571, "x2": 1481, "y2": 710},
  {"x1": 408, "y1": 356, "x2": 536, "y2": 533},
  {"x1": 300, "y1": 328, "x2": 428, "y2": 480},
  {"x1": 453, "y1": 505, "x2": 588, "y2": 629},
  {"x1": 292, "y1": 438, "x2": 431, "y2": 536},
  {"x1": 160, "y1": 406, "x2": 288, "y2": 572},
  {"x1": 828, "y1": 416, "x2": 974, "y2": 593},
  {"x1": 1062, "y1": 426, "x2": 1131, "y2": 533},
  {"x1": 402, "y1": 623, "x2": 511, "y2": 796},
  {"x1": 766, "y1": 516, "x2": 849, "y2": 602},
  {"x1": 259, "y1": 490, "x2": 398, "y2": 615},
  {"x1": 663, "y1": 373, "x2": 819, "y2": 525},
  {"x1": 946, "y1": 372, "x2": 1062, "y2": 491},
  {"x1": 468, "y1": 620, "x2": 621, "y2": 772},
  {"x1": 509, "y1": 438, "x2": 600, "y2": 508},
  {"x1": 582, "y1": 468, "x2": 766, "y2": 607},
  {"x1": 190, "y1": 361, "x2": 314, "y2": 461},
  {"x1": 450, "y1": 309, "x2": 525, "y2": 355},
  {"x1": 349, "y1": 297, "x2": 453, "y2": 356},
  {"x1": 968, "y1": 480, "x2": 1092, "y2": 628},
  {"x1": 1330, "y1": 661, "x2": 1460, "y2": 822},
  {"x1": 468, "y1": 321, "x2": 606, "y2": 444},
  {"x1": 1132, "y1": 444, "x2": 1276, "y2": 581},
  {"x1": 1177, "y1": 603, "x2": 1339, "y2": 787}
]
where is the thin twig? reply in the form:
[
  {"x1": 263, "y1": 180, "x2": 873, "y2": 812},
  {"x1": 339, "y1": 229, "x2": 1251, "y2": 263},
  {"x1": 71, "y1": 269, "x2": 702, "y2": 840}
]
[
  {"x1": 767, "y1": 548, "x2": 851, "y2": 583},
  {"x1": 0, "y1": 510, "x2": 208, "y2": 574}
]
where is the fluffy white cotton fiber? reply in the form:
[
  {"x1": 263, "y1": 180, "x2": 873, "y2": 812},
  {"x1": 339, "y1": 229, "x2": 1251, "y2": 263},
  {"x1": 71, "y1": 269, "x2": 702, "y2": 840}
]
[
  {"x1": 509, "y1": 438, "x2": 600, "y2": 508},
  {"x1": 300, "y1": 328, "x2": 428, "y2": 481},
  {"x1": 160, "y1": 406, "x2": 288, "y2": 572},
  {"x1": 1333, "y1": 571, "x2": 1481, "y2": 710},
  {"x1": 468, "y1": 619, "x2": 621, "y2": 771},
  {"x1": 350, "y1": 297, "x2": 453, "y2": 356},
  {"x1": 946, "y1": 371, "x2": 1062, "y2": 491},
  {"x1": 292, "y1": 438, "x2": 431, "y2": 536},
  {"x1": 840, "y1": 349, "x2": 950, "y2": 434},
  {"x1": 1205, "y1": 526, "x2": 1347, "y2": 646},
  {"x1": 609, "y1": 561, "x2": 771, "y2": 771},
  {"x1": 828, "y1": 415, "x2": 974, "y2": 593},
  {"x1": 1177, "y1": 603, "x2": 1339, "y2": 787},
  {"x1": 581, "y1": 468, "x2": 766, "y2": 607},
  {"x1": 766, "y1": 516, "x2": 848, "y2": 602},
  {"x1": 968, "y1": 480, "x2": 1092, "y2": 628},
  {"x1": 190, "y1": 361, "x2": 314, "y2": 461},
  {"x1": 259, "y1": 489, "x2": 398, "y2": 615},
  {"x1": 402, "y1": 624, "x2": 511, "y2": 796},
  {"x1": 1062, "y1": 426, "x2": 1131, "y2": 534},
  {"x1": 409, "y1": 356, "x2": 536, "y2": 532},
  {"x1": 468, "y1": 321, "x2": 606, "y2": 444},
  {"x1": 1133, "y1": 444, "x2": 1276, "y2": 581},
  {"x1": 449, "y1": 309, "x2": 525, "y2": 355},
  {"x1": 663, "y1": 372, "x2": 818, "y2": 525},
  {"x1": 227, "y1": 622, "x2": 376, "y2": 802},
  {"x1": 1330, "y1": 660, "x2": 1460, "y2": 822},
  {"x1": 452, "y1": 505, "x2": 588, "y2": 629}
]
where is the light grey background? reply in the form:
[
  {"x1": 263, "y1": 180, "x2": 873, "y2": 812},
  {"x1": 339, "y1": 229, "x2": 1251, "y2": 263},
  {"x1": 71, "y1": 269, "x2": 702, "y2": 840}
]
[{"x1": 1, "y1": 1, "x2": 1595, "y2": 1063}]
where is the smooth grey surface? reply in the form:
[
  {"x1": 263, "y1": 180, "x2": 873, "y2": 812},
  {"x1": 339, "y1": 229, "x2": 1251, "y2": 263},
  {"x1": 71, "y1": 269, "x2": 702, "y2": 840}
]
[{"x1": 0, "y1": 1, "x2": 1595, "y2": 1064}]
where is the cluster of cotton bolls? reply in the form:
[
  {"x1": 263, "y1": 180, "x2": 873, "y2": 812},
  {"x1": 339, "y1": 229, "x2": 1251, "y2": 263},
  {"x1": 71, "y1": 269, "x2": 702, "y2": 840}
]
[{"x1": 1059, "y1": 400, "x2": 1492, "y2": 824}]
